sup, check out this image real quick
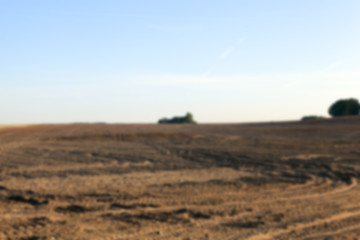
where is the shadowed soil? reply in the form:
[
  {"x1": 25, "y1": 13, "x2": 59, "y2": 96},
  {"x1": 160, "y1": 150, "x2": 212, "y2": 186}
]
[{"x1": 1, "y1": 117, "x2": 360, "y2": 239}]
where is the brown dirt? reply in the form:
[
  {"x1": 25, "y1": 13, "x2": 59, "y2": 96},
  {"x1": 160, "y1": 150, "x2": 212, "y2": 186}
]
[{"x1": 1, "y1": 117, "x2": 360, "y2": 239}]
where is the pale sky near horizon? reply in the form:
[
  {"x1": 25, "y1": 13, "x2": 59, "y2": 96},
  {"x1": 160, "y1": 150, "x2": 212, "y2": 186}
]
[{"x1": 1, "y1": 1, "x2": 359, "y2": 124}]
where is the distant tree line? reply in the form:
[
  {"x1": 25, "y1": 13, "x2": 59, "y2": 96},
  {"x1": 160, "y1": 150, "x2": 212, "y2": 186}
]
[
  {"x1": 301, "y1": 115, "x2": 326, "y2": 121},
  {"x1": 158, "y1": 112, "x2": 196, "y2": 124},
  {"x1": 302, "y1": 98, "x2": 360, "y2": 121}
]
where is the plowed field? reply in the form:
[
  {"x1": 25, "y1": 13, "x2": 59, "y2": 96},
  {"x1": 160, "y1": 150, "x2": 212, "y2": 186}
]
[{"x1": 1, "y1": 117, "x2": 360, "y2": 239}]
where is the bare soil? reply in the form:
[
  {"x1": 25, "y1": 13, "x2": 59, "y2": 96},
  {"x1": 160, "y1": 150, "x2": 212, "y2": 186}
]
[{"x1": 1, "y1": 117, "x2": 360, "y2": 240}]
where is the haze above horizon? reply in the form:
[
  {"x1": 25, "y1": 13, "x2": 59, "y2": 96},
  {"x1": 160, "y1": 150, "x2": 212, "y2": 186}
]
[{"x1": 1, "y1": 1, "x2": 359, "y2": 124}]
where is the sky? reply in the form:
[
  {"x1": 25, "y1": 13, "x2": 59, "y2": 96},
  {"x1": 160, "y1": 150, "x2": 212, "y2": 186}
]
[{"x1": 1, "y1": 0, "x2": 360, "y2": 123}]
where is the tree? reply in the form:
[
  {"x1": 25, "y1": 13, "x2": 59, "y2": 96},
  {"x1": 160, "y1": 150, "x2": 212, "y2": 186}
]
[
  {"x1": 184, "y1": 112, "x2": 195, "y2": 123},
  {"x1": 328, "y1": 98, "x2": 360, "y2": 117},
  {"x1": 158, "y1": 112, "x2": 197, "y2": 124}
]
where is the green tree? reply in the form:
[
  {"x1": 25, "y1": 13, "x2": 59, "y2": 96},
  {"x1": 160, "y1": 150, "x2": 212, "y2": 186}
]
[
  {"x1": 328, "y1": 98, "x2": 360, "y2": 117},
  {"x1": 184, "y1": 112, "x2": 196, "y2": 124}
]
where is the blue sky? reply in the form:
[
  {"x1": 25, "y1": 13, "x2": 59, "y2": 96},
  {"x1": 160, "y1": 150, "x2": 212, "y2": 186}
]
[{"x1": 1, "y1": 1, "x2": 359, "y2": 123}]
